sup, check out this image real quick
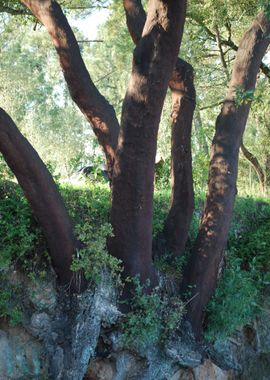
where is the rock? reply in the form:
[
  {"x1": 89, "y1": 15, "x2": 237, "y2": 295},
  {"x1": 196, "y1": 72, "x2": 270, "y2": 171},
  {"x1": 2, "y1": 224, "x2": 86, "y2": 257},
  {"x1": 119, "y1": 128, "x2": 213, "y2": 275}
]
[
  {"x1": 165, "y1": 322, "x2": 202, "y2": 368},
  {"x1": 170, "y1": 368, "x2": 196, "y2": 380},
  {"x1": 165, "y1": 341, "x2": 202, "y2": 368},
  {"x1": 0, "y1": 326, "x2": 47, "y2": 379},
  {"x1": 28, "y1": 278, "x2": 57, "y2": 312},
  {"x1": 193, "y1": 359, "x2": 235, "y2": 380},
  {"x1": 255, "y1": 301, "x2": 270, "y2": 354},
  {"x1": 85, "y1": 358, "x2": 116, "y2": 380},
  {"x1": 113, "y1": 351, "x2": 146, "y2": 380},
  {"x1": 0, "y1": 269, "x2": 119, "y2": 380}
]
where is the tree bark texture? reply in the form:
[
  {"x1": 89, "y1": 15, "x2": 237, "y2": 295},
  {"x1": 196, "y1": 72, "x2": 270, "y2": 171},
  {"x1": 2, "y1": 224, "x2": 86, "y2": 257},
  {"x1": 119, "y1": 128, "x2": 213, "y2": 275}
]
[
  {"x1": 240, "y1": 141, "x2": 265, "y2": 193},
  {"x1": 123, "y1": 0, "x2": 195, "y2": 258},
  {"x1": 20, "y1": 0, "x2": 120, "y2": 178},
  {"x1": 182, "y1": 12, "x2": 270, "y2": 337},
  {"x1": 0, "y1": 108, "x2": 83, "y2": 291},
  {"x1": 110, "y1": 0, "x2": 187, "y2": 285},
  {"x1": 164, "y1": 60, "x2": 195, "y2": 256}
]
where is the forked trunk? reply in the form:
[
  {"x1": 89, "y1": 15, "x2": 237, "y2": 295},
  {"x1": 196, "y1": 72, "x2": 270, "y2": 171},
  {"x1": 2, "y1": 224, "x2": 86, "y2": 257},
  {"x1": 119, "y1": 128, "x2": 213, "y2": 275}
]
[
  {"x1": 110, "y1": 0, "x2": 187, "y2": 285},
  {"x1": 182, "y1": 12, "x2": 270, "y2": 337},
  {"x1": 123, "y1": 0, "x2": 196, "y2": 259}
]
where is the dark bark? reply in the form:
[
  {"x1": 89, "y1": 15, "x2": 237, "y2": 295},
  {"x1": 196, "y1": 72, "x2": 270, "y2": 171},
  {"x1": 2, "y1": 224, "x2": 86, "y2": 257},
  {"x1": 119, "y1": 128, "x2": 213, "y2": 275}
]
[
  {"x1": 123, "y1": 0, "x2": 146, "y2": 45},
  {"x1": 182, "y1": 12, "x2": 270, "y2": 338},
  {"x1": 0, "y1": 108, "x2": 83, "y2": 291},
  {"x1": 240, "y1": 141, "x2": 265, "y2": 193},
  {"x1": 123, "y1": 0, "x2": 195, "y2": 257},
  {"x1": 109, "y1": 0, "x2": 187, "y2": 285},
  {"x1": 20, "y1": 0, "x2": 120, "y2": 178},
  {"x1": 163, "y1": 60, "x2": 195, "y2": 256}
]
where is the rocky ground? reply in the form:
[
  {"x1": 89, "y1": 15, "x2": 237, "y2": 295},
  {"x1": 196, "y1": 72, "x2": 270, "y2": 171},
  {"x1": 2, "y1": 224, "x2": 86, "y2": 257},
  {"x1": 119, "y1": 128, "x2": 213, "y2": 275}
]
[{"x1": 0, "y1": 271, "x2": 270, "y2": 380}]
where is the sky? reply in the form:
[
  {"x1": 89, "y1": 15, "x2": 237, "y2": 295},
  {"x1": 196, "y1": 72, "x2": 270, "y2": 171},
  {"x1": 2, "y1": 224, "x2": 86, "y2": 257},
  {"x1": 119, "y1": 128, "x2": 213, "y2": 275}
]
[{"x1": 70, "y1": 8, "x2": 111, "y2": 40}]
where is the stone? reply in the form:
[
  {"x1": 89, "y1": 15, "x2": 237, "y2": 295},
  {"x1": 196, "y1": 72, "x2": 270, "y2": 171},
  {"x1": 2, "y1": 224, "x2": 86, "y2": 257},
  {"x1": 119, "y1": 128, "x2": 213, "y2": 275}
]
[
  {"x1": 85, "y1": 358, "x2": 116, "y2": 380},
  {"x1": 170, "y1": 368, "x2": 195, "y2": 380},
  {"x1": 165, "y1": 323, "x2": 202, "y2": 368},
  {"x1": 193, "y1": 359, "x2": 234, "y2": 380},
  {"x1": 0, "y1": 326, "x2": 47, "y2": 379}
]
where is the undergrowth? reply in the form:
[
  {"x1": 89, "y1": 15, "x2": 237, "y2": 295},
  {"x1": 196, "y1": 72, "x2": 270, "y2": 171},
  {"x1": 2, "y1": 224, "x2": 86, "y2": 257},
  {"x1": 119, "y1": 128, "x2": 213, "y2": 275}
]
[
  {"x1": 0, "y1": 178, "x2": 270, "y2": 343},
  {"x1": 205, "y1": 198, "x2": 270, "y2": 341},
  {"x1": 121, "y1": 277, "x2": 184, "y2": 351}
]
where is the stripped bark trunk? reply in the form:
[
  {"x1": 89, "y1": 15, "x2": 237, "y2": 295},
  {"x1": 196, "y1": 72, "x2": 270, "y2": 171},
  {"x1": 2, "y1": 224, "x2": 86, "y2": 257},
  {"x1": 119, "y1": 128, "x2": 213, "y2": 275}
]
[
  {"x1": 123, "y1": 0, "x2": 195, "y2": 258},
  {"x1": 240, "y1": 141, "x2": 266, "y2": 193},
  {"x1": 164, "y1": 60, "x2": 195, "y2": 256},
  {"x1": 182, "y1": 12, "x2": 270, "y2": 338},
  {"x1": 0, "y1": 108, "x2": 83, "y2": 291},
  {"x1": 109, "y1": 0, "x2": 187, "y2": 285},
  {"x1": 20, "y1": 0, "x2": 119, "y2": 179}
]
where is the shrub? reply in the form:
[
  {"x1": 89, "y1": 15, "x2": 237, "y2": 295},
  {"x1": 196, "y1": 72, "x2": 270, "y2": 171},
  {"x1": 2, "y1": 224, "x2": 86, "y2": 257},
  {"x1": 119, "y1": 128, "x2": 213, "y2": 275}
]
[
  {"x1": 205, "y1": 257, "x2": 260, "y2": 342},
  {"x1": 205, "y1": 197, "x2": 270, "y2": 341},
  {"x1": 71, "y1": 222, "x2": 122, "y2": 285},
  {"x1": 122, "y1": 277, "x2": 184, "y2": 351}
]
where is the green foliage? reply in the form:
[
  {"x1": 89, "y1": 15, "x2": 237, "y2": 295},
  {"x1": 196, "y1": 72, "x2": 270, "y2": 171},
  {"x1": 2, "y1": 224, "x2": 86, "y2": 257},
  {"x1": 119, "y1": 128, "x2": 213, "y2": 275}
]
[
  {"x1": 155, "y1": 159, "x2": 171, "y2": 190},
  {"x1": 205, "y1": 197, "x2": 270, "y2": 341},
  {"x1": 259, "y1": 1, "x2": 270, "y2": 19},
  {"x1": 0, "y1": 276, "x2": 23, "y2": 326},
  {"x1": 205, "y1": 257, "x2": 260, "y2": 342},
  {"x1": 62, "y1": 182, "x2": 110, "y2": 226},
  {"x1": 152, "y1": 189, "x2": 170, "y2": 236},
  {"x1": 122, "y1": 278, "x2": 184, "y2": 351},
  {"x1": 60, "y1": 182, "x2": 121, "y2": 285},
  {"x1": 71, "y1": 222, "x2": 122, "y2": 285},
  {"x1": 154, "y1": 252, "x2": 185, "y2": 280},
  {"x1": 234, "y1": 86, "x2": 261, "y2": 106},
  {"x1": 0, "y1": 181, "x2": 41, "y2": 271}
]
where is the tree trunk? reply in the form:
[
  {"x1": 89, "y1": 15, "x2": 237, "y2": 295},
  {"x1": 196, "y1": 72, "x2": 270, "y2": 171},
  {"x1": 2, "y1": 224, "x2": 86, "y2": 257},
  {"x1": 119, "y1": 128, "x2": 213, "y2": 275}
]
[
  {"x1": 182, "y1": 12, "x2": 270, "y2": 338},
  {"x1": 20, "y1": 0, "x2": 120, "y2": 178},
  {"x1": 240, "y1": 141, "x2": 265, "y2": 193},
  {"x1": 0, "y1": 108, "x2": 83, "y2": 291},
  {"x1": 124, "y1": 0, "x2": 195, "y2": 258},
  {"x1": 110, "y1": 0, "x2": 187, "y2": 286},
  {"x1": 163, "y1": 60, "x2": 195, "y2": 256}
]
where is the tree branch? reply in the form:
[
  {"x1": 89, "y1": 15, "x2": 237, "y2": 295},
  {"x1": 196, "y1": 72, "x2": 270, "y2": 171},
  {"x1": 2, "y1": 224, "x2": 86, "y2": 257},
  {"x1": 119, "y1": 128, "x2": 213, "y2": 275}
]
[
  {"x1": 0, "y1": 5, "x2": 30, "y2": 15},
  {"x1": 0, "y1": 108, "x2": 84, "y2": 292},
  {"x1": 20, "y1": 0, "x2": 120, "y2": 177},
  {"x1": 189, "y1": 13, "x2": 270, "y2": 81},
  {"x1": 215, "y1": 25, "x2": 230, "y2": 81},
  {"x1": 241, "y1": 141, "x2": 265, "y2": 192}
]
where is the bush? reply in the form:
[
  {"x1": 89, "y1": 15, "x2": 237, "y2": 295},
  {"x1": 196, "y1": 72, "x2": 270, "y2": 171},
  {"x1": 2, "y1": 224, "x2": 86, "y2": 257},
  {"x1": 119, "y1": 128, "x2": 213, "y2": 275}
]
[
  {"x1": 122, "y1": 277, "x2": 184, "y2": 351},
  {"x1": 71, "y1": 222, "x2": 122, "y2": 285},
  {"x1": 205, "y1": 257, "x2": 260, "y2": 341},
  {"x1": 0, "y1": 181, "x2": 41, "y2": 271},
  {"x1": 205, "y1": 197, "x2": 270, "y2": 341}
]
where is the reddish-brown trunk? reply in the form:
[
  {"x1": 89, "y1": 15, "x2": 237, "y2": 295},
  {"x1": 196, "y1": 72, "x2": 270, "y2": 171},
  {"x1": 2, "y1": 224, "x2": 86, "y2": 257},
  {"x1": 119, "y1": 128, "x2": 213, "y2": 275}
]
[
  {"x1": 20, "y1": 0, "x2": 120, "y2": 178},
  {"x1": 123, "y1": 0, "x2": 195, "y2": 257},
  {"x1": 0, "y1": 108, "x2": 83, "y2": 291},
  {"x1": 110, "y1": 0, "x2": 187, "y2": 285},
  {"x1": 182, "y1": 12, "x2": 270, "y2": 338},
  {"x1": 164, "y1": 60, "x2": 195, "y2": 256}
]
